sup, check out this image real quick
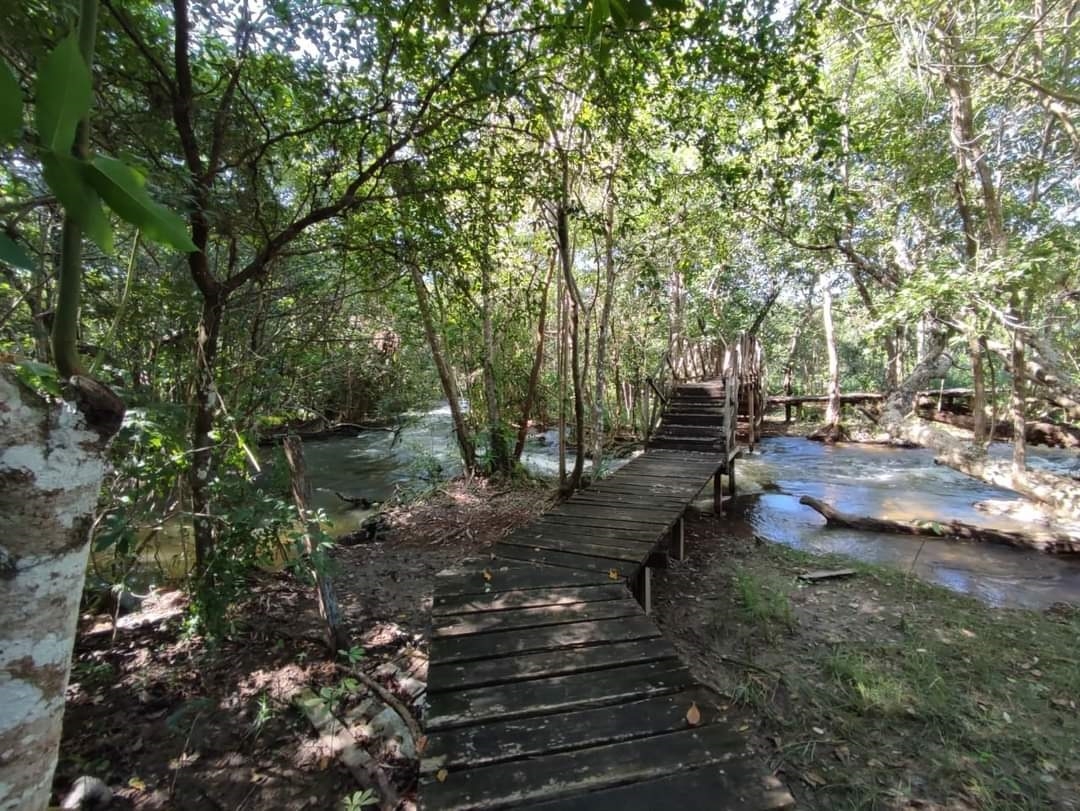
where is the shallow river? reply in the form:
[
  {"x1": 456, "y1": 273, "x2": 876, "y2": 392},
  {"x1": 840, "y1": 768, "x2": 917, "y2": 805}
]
[{"x1": 737, "y1": 437, "x2": 1080, "y2": 610}]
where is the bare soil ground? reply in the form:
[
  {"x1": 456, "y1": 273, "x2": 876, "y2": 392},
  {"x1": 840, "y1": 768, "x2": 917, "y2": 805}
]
[
  {"x1": 654, "y1": 503, "x2": 1080, "y2": 811},
  {"x1": 56, "y1": 478, "x2": 552, "y2": 811}
]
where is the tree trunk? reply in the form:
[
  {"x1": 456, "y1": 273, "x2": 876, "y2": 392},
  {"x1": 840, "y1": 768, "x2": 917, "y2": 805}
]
[
  {"x1": 407, "y1": 263, "x2": 475, "y2": 471},
  {"x1": 282, "y1": 437, "x2": 349, "y2": 653},
  {"x1": 513, "y1": 255, "x2": 555, "y2": 461},
  {"x1": 190, "y1": 292, "x2": 225, "y2": 576},
  {"x1": 591, "y1": 167, "x2": 619, "y2": 476},
  {"x1": 822, "y1": 285, "x2": 843, "y2": 436},
  {"x1": 480, "y1": 253, "x2": 510, "y2": 476},
  {"x1": 1009, "y1": 294, "x2": 1027, "y2": 478},
  {"x1": 799, "y1": 495, "x2": 1078, "y2": 554},
  {"x1": 558, "y1": 199, "x2": 585, "y2": 493},
  {"x1": 0, "y1": 370, "x2": 122, "y2": 811},
  {"x1": 969, "y1": 331, "x2": 988, "y2": 442}
]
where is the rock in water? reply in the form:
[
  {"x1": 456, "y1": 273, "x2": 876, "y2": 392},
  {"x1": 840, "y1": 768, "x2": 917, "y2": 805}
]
[{"x1": 61, "y1": 776, "x2": 113, "y2": 809}]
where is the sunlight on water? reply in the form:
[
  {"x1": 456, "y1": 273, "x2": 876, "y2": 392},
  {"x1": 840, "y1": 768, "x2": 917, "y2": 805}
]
[{"x1": 740, "y1": 438, "x2": 1080, "y2": 610}]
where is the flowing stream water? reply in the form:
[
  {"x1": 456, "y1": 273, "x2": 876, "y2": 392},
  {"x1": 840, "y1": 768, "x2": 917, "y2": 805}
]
[
  {"x1": 127, "y1": 403, "x2": 1080, "y2": 610},
  {"x1": 736, "y1": 437, "x2": 1080, "y2": 610}
]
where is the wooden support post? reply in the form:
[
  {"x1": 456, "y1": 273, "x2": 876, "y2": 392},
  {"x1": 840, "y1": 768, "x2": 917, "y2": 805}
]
[
  {"x1": 713, "y1": 467, "x2": 724, "y2": 515},
  {"x1": 670, "y1": 516, "x2": 685, "y2": 560},
  {"x1": 729, "y1": 458, "x2": 736, "y2": 498},
  {"x1": 632, "y1": 566, "x2": 653, "y2": 615}
]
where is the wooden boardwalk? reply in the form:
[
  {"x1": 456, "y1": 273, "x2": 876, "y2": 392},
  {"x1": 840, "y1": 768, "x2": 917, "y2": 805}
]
[{"x1": 419, "y1": 382, "x2": 789, "y2": 810}]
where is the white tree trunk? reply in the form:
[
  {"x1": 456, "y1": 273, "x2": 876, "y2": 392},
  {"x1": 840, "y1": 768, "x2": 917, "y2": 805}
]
[
  {"x1": 823, "y1": 286, "x2": 842, "y2": 429},
  {"x1": 0, "y1": 370, "x2": 112, "y2": 811}
]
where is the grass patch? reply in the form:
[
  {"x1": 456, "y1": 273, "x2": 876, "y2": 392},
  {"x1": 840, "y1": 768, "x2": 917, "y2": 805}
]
[
  {"x1": 718, "y1": 542, "x2": 1080, "y2": 809},
  {"x1": 734, "y1": 571, "x2": 797, "y2": 639}
]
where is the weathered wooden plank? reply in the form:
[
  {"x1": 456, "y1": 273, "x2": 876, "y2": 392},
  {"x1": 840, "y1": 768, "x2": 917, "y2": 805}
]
[
  {"x1": 569, "y1": 491, "x2": 688, "y2": 508},
  {"x1": 419, "y1": 723, "x2": 748, "y2": 809},
  {"x1": 422, "y1": 685, "x2": 727, "y2": 771},
  {"x1": 432, "y1": 598, "x2": 643, "y2": 638},
  {"x1": 427, "y1": 636, "x2": 678, "y2": 693},
  {"x1": 432, "y1": 584, "x2": 629, "y2": 617},
  {"x1": 498, "y1": 534, "x2": 652, "y2": 563},
  {"x1": 424, "y1": 659, "x2": 693, "y2": 731},
  {"x1": 549, "y1": 504, "x2": 673, "y2": 526},
  {"x1": 538, "y1": 513, "x2": 675, "y2": 534},
  {"x1": 510, "y1": 522, "x2": 659, "y2": 545},
  {"x1": 517, "y1": 763, "x2": 794, "y2": 811},
  {"x1": 429, "y1": 613, "x2": 659, "y2": 664},
  {"x1": 494, "y1": 543, "x2": 642, "y2": 574},
  {"x1": 434, "y1": 563, "x2": 614, "y2": 598}
]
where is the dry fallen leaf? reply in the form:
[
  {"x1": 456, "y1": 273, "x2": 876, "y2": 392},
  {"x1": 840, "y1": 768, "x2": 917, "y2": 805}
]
[
  {"x1": 481, "y1": 568, "x2": 493, "y2": 582},
  {"x1": 436, "y1": 769, "x2": 449, "y2": 783},
  {"x1": 416, "y1": 735, "x2": 428, "y2": 754},
  {"x1": 685, "y1": 702, "x2": 701, "y2": 726},
  {"x1": 608, "y1": 568, "x2": 620, "y2": 580},
  {"x1": 801, "y1": 770, "x2": 827, "y2": 788}
]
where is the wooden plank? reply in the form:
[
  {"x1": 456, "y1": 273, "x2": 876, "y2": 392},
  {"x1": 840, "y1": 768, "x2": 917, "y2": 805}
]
[
  {"x1": 420, "y1": 722, "x2": 748, "y2": 809},
  {"x1": 432, "y1": 598, "x2": 643, "y2": 638},
  {"x1": 424, "y1": 659, "x2": 693, "y2": 731},
  {"x1": 422, "y1": 685, "x2": 725, "y2": 771},
  {"x1": 538, "y1": 513, "x2": 675, "y2": 533},
  {"x1": 549, "y1": 504, "x2": 673, "y2": 526},
  {"x1": 570, "y1": 491, "x2": 688, "y2": 507},
  {"x1": 494, "y1": 543, "x2": 643, "y2": 574},
  {"x1": 429, "y1": 613, "x2": 659, "y2": 664},
  {"x1": 433, "y1": 584, "x2": 628, "y2": 617},
  {"x1": 499, "y1": 535, "x2": 652, "y2": 563},
  {"x1": 517, "y1": 763, "x2": 794, "y2": 811},
  {"x1": 435, "y1": 563, "x2": 614, "y2": 598},
  {"x1": 510, "y1": 523, "x2": 659, "y2": 545},
  {"x1": 427, "y1": 636, "x2": 678, "y2": 693}
]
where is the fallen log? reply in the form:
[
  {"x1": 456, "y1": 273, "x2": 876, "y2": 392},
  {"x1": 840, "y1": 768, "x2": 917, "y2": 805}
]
[
  {"x1": 920, "y1": 409, "x2": 1080, "y2": 449},
  {"x1": 798, "y1": 495, "x2": 1080, "y2": 554}
]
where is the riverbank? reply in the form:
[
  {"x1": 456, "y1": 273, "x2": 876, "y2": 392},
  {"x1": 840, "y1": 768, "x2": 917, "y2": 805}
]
[{"x1": 655, "y1": 504, "x2": 1080, "y2": 810}]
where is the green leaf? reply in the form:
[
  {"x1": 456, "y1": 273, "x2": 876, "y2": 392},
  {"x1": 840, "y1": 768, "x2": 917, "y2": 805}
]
[
  {"x1": 0, "y1": 60, "x2": 22, "y2": 144},
  {"x1": 588, "y1": 0, "x2": 610, "y2": 39},
  {"x1": 42, "y1": 151, "x2": 113, "y2": 253},
  {"x1": 86, "y1": 155, "x2": 196, "y2": 252},
  {"x1": 35, "y1": 35, "x2": 93, "y2": 154},
  {"x1": 0, "y1": 233, "x2": 34, "y2": 270}
]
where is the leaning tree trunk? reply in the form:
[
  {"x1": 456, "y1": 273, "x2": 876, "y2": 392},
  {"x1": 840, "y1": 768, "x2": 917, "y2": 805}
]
[
  {"x1": 0, "y1": 371, "x2": 123, "y2": 811},
  {"x1": 591, "y1": 169, "x2": 619, "y2": 475},
  {"x1": 408, "y1": 263, "x2": 475, "y2": 471},
  {"x1": 513, "y1": 256, "x2": 555, "y2": 462},
  {"x1": 556, "y1": 196, "x2": 585, "y2": 494}
]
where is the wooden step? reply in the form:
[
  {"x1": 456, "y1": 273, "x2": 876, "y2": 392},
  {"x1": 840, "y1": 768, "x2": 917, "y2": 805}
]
[
  {"x1": 655, "y1": 423, "x2": 727, "y2": 437},
  {"x1": 648, "y1": 437, "x2": 724, "y2": 452}
]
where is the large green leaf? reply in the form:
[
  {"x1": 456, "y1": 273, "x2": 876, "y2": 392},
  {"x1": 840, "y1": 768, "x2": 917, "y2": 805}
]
[
  {"x1": 42, "y1": 151, "x2": 113, "y2": 253},
  {"x1": 0, "y1": 233, "x2": 34, "y2": 270},
  {"x1": 0, "y1": 60, "x2": 22, "y2": 144},
  {"x1": 34, "y1": 35, "x2": 93, "y2": 154},
  {"x1": 86, "y1": 155, "x2": 196, "y2": 252},
  {"x1": 588, "y1": 0, "x2": 610, "y2": 39}
]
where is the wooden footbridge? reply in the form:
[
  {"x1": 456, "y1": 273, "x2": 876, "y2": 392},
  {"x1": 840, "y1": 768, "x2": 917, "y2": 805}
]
[{"x1": 419, "y1": 337, "x2": 785, "y2": 810}]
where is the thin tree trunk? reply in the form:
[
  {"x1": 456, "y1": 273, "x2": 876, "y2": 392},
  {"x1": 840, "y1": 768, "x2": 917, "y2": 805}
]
[
  {"x1": 1009, "y1": 293, "x2": 1027, "y2": 477},
  {"x1": 190, "y1": 292, "x2": 224, "y2": 576},
  {"x1": 969, "y1": 331, "x2": 988, "y2": 442},
  {"x1": 283, "y1": 437, "x2": 349, "y2": 653},
  {"x1": 407, "y1": 263, "x2": 475, "y2": 471},
  {"x1": 480, "y1": 253, "x2": 510, "y2": 475},
  {"x1": 591, "y1": 166, "x2": 619, "y2": 475},
  {"x1": 557, "y1": 199, "x2": 585, "y2": 493},
  {"x1": 557, "y1": 261, "x2": 567, "y2": 489},
  {"x1": 513, "y1": 255, "x2": 555, "y2": 461},
  {"x1": 822, "y1": 285, "x2": 842, "y2": 432}
]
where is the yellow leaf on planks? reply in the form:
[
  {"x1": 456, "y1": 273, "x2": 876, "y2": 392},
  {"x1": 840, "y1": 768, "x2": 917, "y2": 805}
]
[
  {"x1": 686, "y1": 702, "x2": 701, "y2": 726},
  {"x1": 608, "y1": 568, "x2": 620, "y2": 580},
  {"x1": 436, "y1": 769, "x2": 449, "y2": 783},
  {"x1": 482, "y1": 568, "x2": 493, "y2": 582}
]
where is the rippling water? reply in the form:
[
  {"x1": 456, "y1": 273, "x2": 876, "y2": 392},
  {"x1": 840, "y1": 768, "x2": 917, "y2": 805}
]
[{"x1": 738, "y1": 437, "x2": 1080, "y2": 609}]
